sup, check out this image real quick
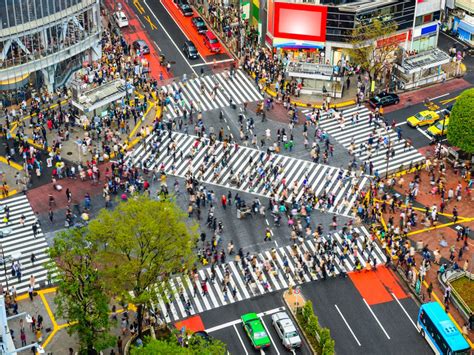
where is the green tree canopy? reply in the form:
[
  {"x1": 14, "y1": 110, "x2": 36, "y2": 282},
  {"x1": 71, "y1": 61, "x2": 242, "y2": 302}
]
[
  {"x1": 88, "y1": 195, "x2": 197, "y2": 335},
  {"x1": 48, "y1": 228, "x2": 114, "y2": 354},
  {"x1": 347, "y1": 18, "x2": 398, "y2": 86},
  {"x1": 447, "y1": 88, "x2": 474, "y2": 153},
  {"x1": 131, "y1": 336, "x2": 227, "y2": 355}
]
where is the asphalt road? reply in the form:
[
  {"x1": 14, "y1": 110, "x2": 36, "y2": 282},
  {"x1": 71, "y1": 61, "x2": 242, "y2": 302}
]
[
  {"x1": 200, "y1": 291, "x2": 312, "y2": 354},
  {"x1": 301, "y1": 278, "x2": 431, "y2": 355}
]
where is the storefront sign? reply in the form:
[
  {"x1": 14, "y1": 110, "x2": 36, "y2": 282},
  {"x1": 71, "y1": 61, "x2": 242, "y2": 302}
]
[
  {"x1": 421, "y1": 24, "x2": 438, "y2": 35},
  {"x1": 376, "y1": 32, "x2": 408, "y2": 47}
]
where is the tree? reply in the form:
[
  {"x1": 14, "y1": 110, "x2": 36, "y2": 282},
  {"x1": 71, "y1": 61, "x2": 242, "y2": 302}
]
[
  {"x1": 347, "y1": 18, "x2": 398, "y2": 92},
  {"x1": 131, "y1": 336, "x2": 227, "y2": 355},
  {"x1": 48, "y1": 229, "x2": 114, "y2": 354},
  {"x1": 88, "y1": 196, "x2": 197, "y2": 336},
  {"x1": 447, "y1": 88, "x2": 474, "y2": 153}
]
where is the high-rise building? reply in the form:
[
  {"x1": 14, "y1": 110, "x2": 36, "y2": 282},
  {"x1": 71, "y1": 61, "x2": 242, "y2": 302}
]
[{"x1": 0, "y1": 0, "x2": 102, "y2": 104}]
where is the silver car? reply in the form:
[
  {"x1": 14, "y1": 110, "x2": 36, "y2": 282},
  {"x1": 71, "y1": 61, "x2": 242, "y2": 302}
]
[{"x1": 271, "y1": 312, "x2": 302, "y2": 349}]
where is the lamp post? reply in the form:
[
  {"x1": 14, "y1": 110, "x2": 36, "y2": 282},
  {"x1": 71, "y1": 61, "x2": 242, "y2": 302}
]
[{"x1": 0, "y1": 227, "x2": 12, "y2": 291}]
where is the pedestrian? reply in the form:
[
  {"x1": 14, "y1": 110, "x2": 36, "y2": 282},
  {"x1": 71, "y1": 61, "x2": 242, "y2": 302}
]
[
  {"x1": 264, "y1": 228, "x2": 272, "y2": 241},
  {"x1": 30, "y1": 253, "x2": 36, "y2": 265},
  {"x1": 48, "y1": 208, "x2": 54, "y2": 223},
  {"x1": 117, "y1": 336, "x2": 123, "y2": 355},
  {"x1": 32, "y1": 223, "x2": 38, "y2": 238},
  {"x1": 427, "y1": 282, "x2": 433, "y2": 301},
  {"x1": 28, "y1": 286, "x2": 34, "y2": 301},
  {"x1": 20, "y1": 329, "x2": 26, "y2": 346}
]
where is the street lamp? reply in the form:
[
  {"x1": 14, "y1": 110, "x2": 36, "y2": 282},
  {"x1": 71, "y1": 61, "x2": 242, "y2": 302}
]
[{"x1": 0, "y1": 227, "x2": 13, "y2": 291}]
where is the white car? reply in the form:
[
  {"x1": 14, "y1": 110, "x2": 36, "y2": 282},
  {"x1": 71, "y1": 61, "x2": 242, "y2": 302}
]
[
  {"x1": 271, "y1": 312, "x2": 302, "y2": 349},
  {"x1": 114, "y1": 11, "x2": 129, "y2": 28}
]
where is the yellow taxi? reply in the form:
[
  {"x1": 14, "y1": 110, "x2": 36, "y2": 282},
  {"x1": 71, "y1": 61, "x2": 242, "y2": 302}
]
[
  {"x1": 406, "y1": 110, "x2": 440, "y2": 128},
  {"x1": 427, "y1": 117, "x2": 449, "y2": 137}
]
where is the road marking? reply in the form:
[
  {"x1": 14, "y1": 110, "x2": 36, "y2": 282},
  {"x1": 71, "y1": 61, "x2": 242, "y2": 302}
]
[
  {"x1": 204, "y1": 58, "x2": 236, "y2": 65},
  {"x1": 206, "y1": 307, "x2": 284, "y2": 333},
  {"x1": 395, "y1": 121, "x2": 407, "y2": 127},
  {"x1": 440, "y1": 95, "x2": 459, "y2": 105},
  {"x1": 144, "y1": 15, "x2": 158, "y2": 30},
  {"x1": 334, "y1": 304, "x2": 362, "y2": 346},
  {"x1": 153, "y1": 40, "x2": 161, "y2": 51},
  {"x1": 260, "y1": 317, "x2": 280, "y2": 355},
  {"x1": 416, "y1": 127, "x2": 432, "y2": 140},
  {"x1": 143, "y1": 0, "x2": 197, "y2": 76},
  {"x1": 233, "y1": 324, "x2": 249, "y2": 355},
  {"x1": 133, "y1": 0, "x2": 145, "y2": 14},
  {"x1": 137, "y1": 16, "x2": 146, "y2": 28},
  {"x1": 363, "y1": 299, "x2": 390, "y2": 339},
  {"x1": 190, "y1": 62, "x2": 211, "y2": 68},
  {"x1": 391, "y1": 293, "x2": 418, "y2": 330},
  {"x1": 429, "y1": 93, "x2": 450, "y2": 101}
]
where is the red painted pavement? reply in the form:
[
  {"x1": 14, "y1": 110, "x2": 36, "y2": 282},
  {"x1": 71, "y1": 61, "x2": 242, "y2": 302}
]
[
  {"x1": 104, "y1": 0, "x2": 172, "y2": 80},
  {"x1": 349, "y1": 266, "x2": 408, "y2": 305},
  {"x1": 161, "y1": 0, "x2": 231, "y2": 61}
]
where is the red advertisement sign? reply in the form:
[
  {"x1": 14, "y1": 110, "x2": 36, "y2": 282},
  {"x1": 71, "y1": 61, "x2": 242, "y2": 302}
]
[{"x1": 273, "y1": 2, "x2": 327, "y2": 42}]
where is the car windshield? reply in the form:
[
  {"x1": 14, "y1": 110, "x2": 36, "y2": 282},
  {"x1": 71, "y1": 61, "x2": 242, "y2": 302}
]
[
  {"x1": 254, "y1": 331, "x2": 267, "y2": 339},
  {"x1": 285, "y1": 331, "x2": 299, "y2": 338},
  {"x1": 373, "y1": 96, "x2": 381, "y2": 101},
  {"x1": 436, "y1": 121, "x2": 446, "y2": 129},
  {"x1": 182, "y1": 4, "x2": 190, "y2": 9},
  {"x1": 210, "y1": 38, "x2": 218, "y2": 44},
  {"x1": 414, "y1": 113, "x2": 426, "y2": 120}
]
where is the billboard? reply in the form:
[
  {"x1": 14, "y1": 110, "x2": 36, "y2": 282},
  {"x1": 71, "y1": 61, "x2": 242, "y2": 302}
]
[{"x1": 273, "y1": 3, "x2": 327, "y2": 42}]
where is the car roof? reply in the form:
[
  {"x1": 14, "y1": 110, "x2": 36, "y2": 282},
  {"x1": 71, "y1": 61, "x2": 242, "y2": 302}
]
[
  {"x1": 115, "y1": 11, "x2": 126, "y2": 16},
  {"x1": 419, "y1": 110, "x2": 433, "y2": 115},
  {"x1": 193, "y1": 16, "x2": 203, "y2": 21},
  {"x1": 205, "y1": 30, "x2": 216, "y2": 39},
  {"x1": 185, "y1": 40, "x2": 195, "y2": 46}
]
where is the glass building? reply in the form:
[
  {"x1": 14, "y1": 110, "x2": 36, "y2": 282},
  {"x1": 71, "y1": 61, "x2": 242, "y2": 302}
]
[{"x1": 0, "y1": 0, "x2": 102, "y2": 105}]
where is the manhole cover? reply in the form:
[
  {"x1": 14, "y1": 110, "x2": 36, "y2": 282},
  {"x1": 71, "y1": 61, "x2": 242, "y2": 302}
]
[{"x1": 66, "y1": 152, "x2": 73, "y2": 155}]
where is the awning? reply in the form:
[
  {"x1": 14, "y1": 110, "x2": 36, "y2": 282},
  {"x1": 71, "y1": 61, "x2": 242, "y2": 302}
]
[{"x1": 458, "y1": 19, "x2": 474, "y2": 35}]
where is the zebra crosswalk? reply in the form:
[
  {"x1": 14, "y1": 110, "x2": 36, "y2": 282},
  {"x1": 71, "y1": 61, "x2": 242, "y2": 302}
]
[
  {"x1": 162, "y1": 70, "x2": 263, "y2": 119},
  {"x1": 126, "y1": 131, "x2": 368, "y2": 216},
  {"x1": 0, "y1": 194, "x2": 50, "y2": 294},
  {"x1": 151, "y1": 226, "x2": 386, "y2": 323},
  {"x1": 303, "y1": 106, "x2": 426, "y2": 174}
]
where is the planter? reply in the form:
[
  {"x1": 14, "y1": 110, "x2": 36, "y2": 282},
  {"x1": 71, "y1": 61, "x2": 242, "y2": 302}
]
[{"x1": 124, "y1": 324, "x2": 172, "y2": 354}]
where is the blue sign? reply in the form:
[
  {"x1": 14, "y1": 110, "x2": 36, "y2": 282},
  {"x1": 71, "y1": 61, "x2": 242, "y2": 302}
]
[{"x1": 421, "y1": 24, "x2": 437, "y2": 36}]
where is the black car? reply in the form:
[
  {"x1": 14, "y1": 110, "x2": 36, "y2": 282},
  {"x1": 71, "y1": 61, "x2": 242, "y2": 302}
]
[
  {"x1": 369, "y1": 92, "x2": 400, "y2": 108},
  {"x1": 183, "y1": 40, "x2": 198, "y2": 59},
  {"x1": 179, "y1": 3, "x2": 194, "y2": 16},
  {"x1": 444, "y1": 103, "x2": 454, "y2": 116},
  {"x1": 192, "y1": 16, "x2": 207, "y2": 34}
]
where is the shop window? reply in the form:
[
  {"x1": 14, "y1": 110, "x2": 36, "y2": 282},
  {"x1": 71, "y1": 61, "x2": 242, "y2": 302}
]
[{"x1": 423, "y1": 14, "x2": 433, "y2": 23}]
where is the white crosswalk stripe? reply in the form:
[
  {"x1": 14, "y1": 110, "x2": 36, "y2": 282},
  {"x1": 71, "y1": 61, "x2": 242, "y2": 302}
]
[
  {"x1": 0, "y1": 195, "x2": 51, "y2": 294},
  {"x1": 162, "y1": 70, "x2": 263, "y2": 119},
  {"x1": 303, "y1": 106, "x2": 426, "y2": 174},
  {"x1": 126, "y1": 131, "x2": 366, "y2": 217},
  {"x1": 149, "y1": 227, "x2": 386, "y2": 322}
]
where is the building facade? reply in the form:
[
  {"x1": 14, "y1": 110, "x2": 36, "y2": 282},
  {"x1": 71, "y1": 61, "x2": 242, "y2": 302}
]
[
  {"x1": 262, "y1": 0, "x2": 443, "y2": 64},
  {"x1": 0, "y1": 0, "x2": 102, "y2": 105}
]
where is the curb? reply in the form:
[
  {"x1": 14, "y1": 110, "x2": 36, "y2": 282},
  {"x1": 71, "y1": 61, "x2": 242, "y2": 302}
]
[
  {"x1": 281, "y1": 291, "x2": 319, "y2": 354},
  {"x1": 249, "y1": 72, "x2": 357, "y2": 110}
]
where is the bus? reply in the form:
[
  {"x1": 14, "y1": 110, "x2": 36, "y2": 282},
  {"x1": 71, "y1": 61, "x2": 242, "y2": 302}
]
[{"x1": 417, "y1": 302, "x2": 471, "y2": 355}]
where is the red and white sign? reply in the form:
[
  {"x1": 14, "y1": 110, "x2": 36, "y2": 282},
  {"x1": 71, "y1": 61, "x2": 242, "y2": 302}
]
[
  {"x1": 273, "y1": 3, "x2": 327, "y2": 43},
  {"x1": 376, "y1": 32, "x2": 409, "y2": 48}
]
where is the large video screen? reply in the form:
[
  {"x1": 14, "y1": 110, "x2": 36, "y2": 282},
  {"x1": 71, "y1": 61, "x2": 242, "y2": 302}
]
[{"x1": 274, "y1": 3, "x2": 327, "y2": 42}]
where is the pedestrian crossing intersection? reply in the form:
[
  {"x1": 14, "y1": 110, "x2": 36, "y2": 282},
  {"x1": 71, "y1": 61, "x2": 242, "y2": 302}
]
[
  {"x1": 151, "y1": 226, "x2": 386, "y2": 323},
  {"x1": 161, "y1": 70, "x2": 263, "y2": 119},
  {"x1": 126, "y1": 131, "x2": 368, "y2": 217},
  {"x1": 0, "y1": 194, "x2": 50, "y2": 294},
  {"x1": 303, "y1": 106, "x2": 426, "y2": 174}
]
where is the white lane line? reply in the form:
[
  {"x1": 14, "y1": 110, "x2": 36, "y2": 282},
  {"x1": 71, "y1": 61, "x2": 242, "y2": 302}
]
[
  {"x1": 429, "y1": 93, "x2": 450, "y2": 101},
  {"x1": 153, "y1": 40, "x2": 161, "y2": 51},
  {"x1": 395, "y1": 121, "x2": 407, "y2": 127},
  {"x1": 233, "y1": 324, "x2": 250, "y2": 355},
  {"x1": 206, "y1": 307, "x2": 285, "y2": 333},
  {"x1": 206, "y1": 319, "x2": 242, "y2": 333},
  {"x1": 260, "y1": 317, "x2": 280, "y2": 355},
  {"x1": 416, "y1": 126, "x2": 432, "y2": 140},
  {"x1": 391, "y1": 293, "x2": 418, "y2": 330},
  {"x1": 334, "y1": 304, "x2": 362, "y2": 346},
  {"x1": 143, "y1": 0, "x2": 197, "y2": 76},
  {"x1": 190, "y1": 62, "x2": 211, "y2": 68},
  {"x1": 204, "y1": 58, "x2": 236, "y2": 65},
  {"x1": 363, "y1": 299, "x2": 391, "y2": 339}
]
